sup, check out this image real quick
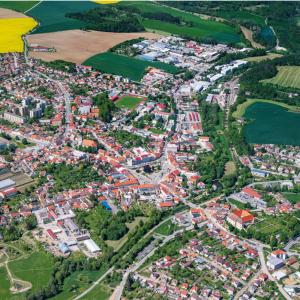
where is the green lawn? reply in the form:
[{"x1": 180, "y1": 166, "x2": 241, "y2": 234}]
[
  {"x1": 154, "y1": 220, "x2": 178, "y2": 236},
  {"x1": 283, "y1": 192, "x2": 300, "y2": 204},
  {"x1": 9, "y1": 251, "x2": 54, "y2": 292},
  {"x1": 148, "y1": 128, "x2": 165, "y2": 135},
  {"x1": 0, "y1": 1, "x2": 38, "y2": 12},
  {"x1": 81, "y1": 284, "x2": 111, "y2": 300},
  {"x1": 84, "y1": 52, "x2": 180, "y2": 81},
  {"x1": 0, "y1": 267, "x2": 27, "y2": 299},
  {"x1": 51, "y1": 270, "x2": 105, "y2": 300},
  {"x1": 228, "y1": 198, "x2": 248, "y2": 210},
  {"x1": 115, "y1": 96, "x2": 144, "y2": 110},
  {"x1": 26, "y1": 1, "x2": 99, "y2": 34},
  {"x1": 262, "y1": 66, "x2": 300, "y2": 89},
  {"x1": 106, "y1": 217, "x2": 147, "y2": 251},
  {"x1": 232, "y1": 98, "x2": 300, "y2": 119}
]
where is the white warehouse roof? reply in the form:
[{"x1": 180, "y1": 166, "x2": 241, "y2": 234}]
[{"x1": 84, "y1": 239, "x2": 100, "y2": 253}]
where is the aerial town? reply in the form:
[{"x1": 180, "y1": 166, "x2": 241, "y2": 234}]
[{"x1": 0, "y1": 1, "x2": 300, "y2": 300}]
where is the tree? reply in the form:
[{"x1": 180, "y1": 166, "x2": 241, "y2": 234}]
[{"x1": 25, "y1": 215, "x2": 38, "y2": 230}]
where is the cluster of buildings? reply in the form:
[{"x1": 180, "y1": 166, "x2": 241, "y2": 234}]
[{"x1": 34, "y1": 202, "x2": 100, "y2": 257}]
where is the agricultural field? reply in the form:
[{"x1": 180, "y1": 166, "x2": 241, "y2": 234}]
[
  {"x1": 26, "y1": 1, "x2": 99, "y2": 34},
  {"x1": 84, "y1": 52, "x2": 180, "y2": 81},
  {"x1": 28, "y1": 30, "x2": 160, "y2": 64},
  {"x1": 0, "y1": 17, "x2": 37, "y2": 53},
  {"x1": 0, "y1": 1, "x2": 38, "y2": 13},
  {"x1": 243, "y1": 53, "x2": 282, "y2": 62},
  {"x1": 262, "y1": 66, "x2": 300, "y2": 89},
  {"x1": 121, "y1": 1, "x2": 243, "y2": 45},
  {"x1": 115, "y1": 95, "x2": 145, "y2": 110},
  {"x1": 216, "y1": 10, "x2": 265, "y2": 26}
]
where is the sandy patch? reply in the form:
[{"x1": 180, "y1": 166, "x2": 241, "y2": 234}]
[
  {"x1": 27, "y1": 30, "x2": 161, "y2": 64},
  {"x1": 0, "y1": 8, "x2": 29, "y2": 19},
  {"x1": 240, "y1": 26, "x2": 264, "y2": 49}
]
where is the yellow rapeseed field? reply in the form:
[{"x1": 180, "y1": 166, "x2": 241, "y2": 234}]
[
  {"x1": 0, "y1": 17, "x2": 37, "y2": 53},
  {"x1": 93, "y1": 0, "x2": 120, "y2": 4}
]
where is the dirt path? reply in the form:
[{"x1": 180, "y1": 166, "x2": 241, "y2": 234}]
[
  {"x1": 0, "y1": 245, "x2": 32, "y2": 294},
  {"x1": 240, "y1": 26, "x2": 264, "y2": 49}
]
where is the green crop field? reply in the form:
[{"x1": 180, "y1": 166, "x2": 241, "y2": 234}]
[
  {"x1": 0, "y1": 1, "x2": 38, "y2": 12},
  {"x1": 122, "y1": 1, "x2": 242, "y2": 44},
  {"x1": 243, "y1": 53, "x2": 282, "y2": 62},
  {"x1": 216, "y1": 10, "x2": 265, "y2": 26},
  {"x1": 9, "y1": 251, "x2": 54, "y2": 292},
  {"x1": 262, "y1": 66, "x2": 300, "y2": 89},
  {"x1": 26, "y1": 1, "x2": 99, "y2": 34},
  {"x1": 116, "y1": 95, "x2": 144, "y2": 110},
  {"x1": 84, "y1": 52, "x2": 180, "y2": 81}
]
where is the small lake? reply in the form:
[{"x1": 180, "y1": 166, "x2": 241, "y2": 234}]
[{"x1": 244, "y1": 102, "x2": 300, "y2": 146}]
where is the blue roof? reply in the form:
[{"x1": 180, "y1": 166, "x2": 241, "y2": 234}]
[
  {"x1": 101, "y1": 201, "x2": 112, "y2": 211},
  {"x1": 59, "y1": 242, "x2": 70, "y2": 254}
]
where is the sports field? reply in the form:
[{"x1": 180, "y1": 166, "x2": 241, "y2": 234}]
[
  {"x1": 84, "y1": 52, "x2": 180, "y2": 81},
  {"x1": 0, "y1": 17, "x2": 37, "y2": 53},
  {"x1": 116, "y1": 95, "x2": 144, "y2": 110},
  {"x1": 262, "y1": 66, "x2": 300, "y2": 89}
]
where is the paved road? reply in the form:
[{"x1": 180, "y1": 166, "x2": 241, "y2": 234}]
[
  {"x1": 73, "y1": 267, "x2": 114, "y2": 300},
  {"x1": 73, "y1": 214, "x2": 181, "y2": 300},
  {"x1": 113, "y1": 229, "x2": 184, "y2": 300}
]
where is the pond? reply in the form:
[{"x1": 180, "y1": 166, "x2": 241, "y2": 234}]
[{"x1": 244, "y1": 102, "x2": 300, "y2": 146}]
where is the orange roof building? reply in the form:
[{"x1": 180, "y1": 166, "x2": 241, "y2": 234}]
[
  {"x1": 227, "y1": 209, "x2": 254, "y2": 230},
  {"x1": 82, "y1": 139, "x2": 98, "y2": 148}
]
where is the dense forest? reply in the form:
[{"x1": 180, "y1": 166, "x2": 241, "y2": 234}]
[
  {"x1": 163, "y1": 1, "x2": 300, "y2": 51},
  {"x1": 66, "y1": 6, "x2": 144, "y2": 32},
  {"x1": 66, "y1": 4, "x2": 192, "y2": 34}
]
